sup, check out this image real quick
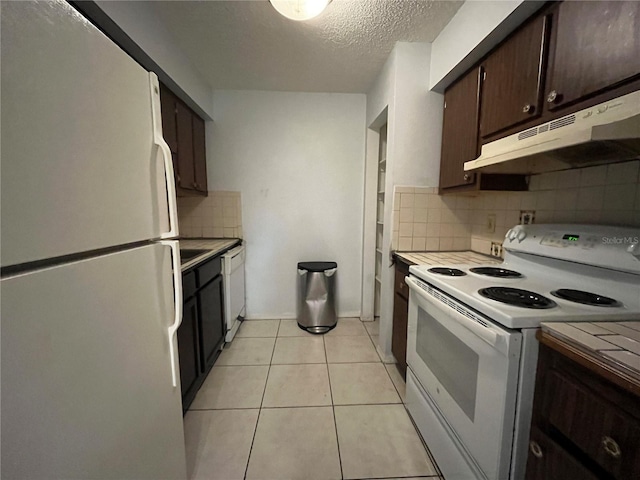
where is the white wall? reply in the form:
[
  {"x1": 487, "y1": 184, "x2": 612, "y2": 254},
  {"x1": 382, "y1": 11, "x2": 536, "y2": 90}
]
[
  {"x1": 363, "y1": 42, "x2": 444, "y2": 361},
  {"x1": 95, "y1": 1, "x2": 213, "y2": 118},
  {"x1": 429, "y1": 0, "x2": 544, "y2": 92},
  {"x1": 391, "y1": 43, "x2": 443, "y2": 187},
  {"x1": 208, "y1": 90, "x2": 367, "y2": 319}
]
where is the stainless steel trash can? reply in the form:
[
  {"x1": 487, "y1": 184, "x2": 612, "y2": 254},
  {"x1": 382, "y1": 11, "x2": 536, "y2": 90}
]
[{"x1": 297, "y1": 262, "x2": 337, "y2": 334}]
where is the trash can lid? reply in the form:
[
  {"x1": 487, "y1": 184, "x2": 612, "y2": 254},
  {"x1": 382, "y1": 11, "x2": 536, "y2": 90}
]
[{"x1": 298, "y1": 261, "x2": 337, "y2": 272}]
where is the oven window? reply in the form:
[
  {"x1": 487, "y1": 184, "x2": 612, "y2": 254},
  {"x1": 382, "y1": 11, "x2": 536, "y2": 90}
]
[{"x1": 417, "y1": 307, "x2": 479, "y2": 421}]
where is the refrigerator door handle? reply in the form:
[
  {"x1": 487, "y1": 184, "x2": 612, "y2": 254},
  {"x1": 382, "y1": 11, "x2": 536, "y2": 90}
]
[
  {"x1": 149, "y1": 73, "x2": 179, "y2": 240},
  {"x1": 162, "y1": 239, "x2": 183, "y2": 388}
]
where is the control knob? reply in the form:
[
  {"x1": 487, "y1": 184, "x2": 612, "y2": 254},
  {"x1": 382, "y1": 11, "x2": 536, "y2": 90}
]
[
  {"x1": 506, "y1": 229, "x2": 514, "y2": 241},
  {"x1": 517, "y1": 230, "x2": 527, "y2": 243}
]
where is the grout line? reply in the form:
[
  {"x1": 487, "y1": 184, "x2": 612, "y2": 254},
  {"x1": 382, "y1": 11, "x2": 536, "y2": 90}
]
[
  {"x1": 242, "y1": 326, "x2": 278, "y2": 480},
  {"x1": 324, "y1": 335, "x2": 345, "y2": 480},
  {"x1": 275, "y1": 318, "x2": 281, "y2": 337},
  {"x1": 382, "y1": 362, "x2": 405, "y2": 403},
  {"x1": 191, "y1": 402, "x2": 409, "y2": 412},
  {"x1": 242, "y1": 407, "x2": 260, "y2": 480},
  {"x1": 189, "y1": 406, "x2": 262, "y2": 412},
  {"x1": 331, "y1": 401, "x2": 403, "y2": 407},
  {"x1": 352, "y1": 476, "x2": 441, "y2": 479},
  {"x1": 259, "y1": 405, "x2": 335, "y2": 411},
  {"x1": 404, "y1": 406, "x2": 444, "y2": 478},
  {"x1": 214, "y1": 363, "x2": 273, "y2": 367}
]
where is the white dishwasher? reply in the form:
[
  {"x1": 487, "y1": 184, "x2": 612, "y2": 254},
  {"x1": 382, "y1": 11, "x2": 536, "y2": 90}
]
[{"x1": 222, "y1": 245, "x2": 246, "y2": 342}]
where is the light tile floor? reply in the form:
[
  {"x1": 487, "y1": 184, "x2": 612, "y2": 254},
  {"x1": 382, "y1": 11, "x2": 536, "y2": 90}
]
[{"x1": 184, "y1": 318, "x2": 442, "y2": 480}]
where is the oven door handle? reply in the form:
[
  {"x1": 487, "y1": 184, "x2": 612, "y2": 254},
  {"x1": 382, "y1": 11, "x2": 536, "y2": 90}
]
[{"x1": 405, "y1": 276, "x2": 499, "y2": 348}]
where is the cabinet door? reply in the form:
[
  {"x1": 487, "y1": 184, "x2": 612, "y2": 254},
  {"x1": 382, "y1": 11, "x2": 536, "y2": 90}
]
[
  {"x1": 177, "y1": 297, "x2": 200, "y2": 402},
  {"x1": 439, "y1": 67, "x2": 482, "y2": 190},
  {"x1": 546, "y1": 1, "x2": 640, "y2": 111},
  {"x1": 176, "y1": 101, "x2": 195, "y2": 191},
  {"x1": 526, "y1": 428, "x2": 599, "y2": 480},
  {"x1": 198, "y1": 275, "x2": 224, "y2": 371},
  {"x1": 545, "y1": 369, "x2": 640, "y2": 479},
  {"x1": 192, "y1": 115, "x2": 208, "y2": 194},
  {"x1": 391, "y1": 291, "x2": 408, "y2": 379},
  {"x1": 480, "y1": 14, "x2": 548, "y2": 138},
  {"x1": 159, "y1": 85, "x2": 178, "y2": 154}
]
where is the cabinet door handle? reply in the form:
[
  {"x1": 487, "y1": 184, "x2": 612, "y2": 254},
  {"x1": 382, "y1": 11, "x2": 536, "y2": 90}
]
[
  {"x1": 529, "y1": 441, "x2": 543, "y2": 459},
  {"x1": 602, "y1": 436, "x2": 621, "y2": 458},
  {"x1": 463, "y1": 173, "x2": 470, "y2": 181},
  {"x1": 522, "y1": 104, "x2": 535, "y2": 114},
  {"x1": 547, "y1": 90, "x2": 559, "y2": 103}
]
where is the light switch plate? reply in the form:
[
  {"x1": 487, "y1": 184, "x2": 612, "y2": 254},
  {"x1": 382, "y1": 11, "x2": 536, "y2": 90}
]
[{"x1": 491, "y1": 242, "x2": 503, "y2": 258}]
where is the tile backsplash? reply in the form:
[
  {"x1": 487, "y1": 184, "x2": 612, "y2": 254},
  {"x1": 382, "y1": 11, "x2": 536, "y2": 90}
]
[
  {"x1": 177, "y1": 191, "x2": 243, "y2": 238},
  {"x1": 392, "y1": 160, "x2": 640, "y2": 256}
]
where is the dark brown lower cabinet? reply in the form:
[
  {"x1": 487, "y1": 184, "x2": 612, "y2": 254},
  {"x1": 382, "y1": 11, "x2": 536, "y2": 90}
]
[
  {"x1": 178, "y1": 296, "x2": 200, "y2": 403},
  {"x1": 527, "y1": 332, "x2": 640, "y2": 480},
  {"x1": 391, "y1": 259, "x2": 411, "y2": 379},
  {"x1": 526, "y1": 427, "x2": 599, "y2": 480},
  {"x1": 177, "y1": 256, "x2": 225, "y2": 412},
  {"x1": 198, "y1": 275, "x2": 224, "y2": 372}
]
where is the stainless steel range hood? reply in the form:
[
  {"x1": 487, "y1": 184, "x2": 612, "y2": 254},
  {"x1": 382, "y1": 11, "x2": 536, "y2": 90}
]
[{"x1": 465, "y1": 90, "x2": 640, "y2": 174}]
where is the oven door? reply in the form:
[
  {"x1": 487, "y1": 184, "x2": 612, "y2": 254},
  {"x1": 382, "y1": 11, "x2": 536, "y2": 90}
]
[{"x1": 406, "y1": 276, "x2": 522, "y2": 480}]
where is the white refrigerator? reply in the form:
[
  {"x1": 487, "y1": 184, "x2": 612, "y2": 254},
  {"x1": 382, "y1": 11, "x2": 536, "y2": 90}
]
[{"x1": 1, "y1": 2, "x2": 186, "y2": 479}]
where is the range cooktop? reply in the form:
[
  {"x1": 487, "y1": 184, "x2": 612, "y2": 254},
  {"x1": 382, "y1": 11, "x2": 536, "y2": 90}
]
[{"x1": 409, "y1": 224, "x2": 640, "y2": 329}]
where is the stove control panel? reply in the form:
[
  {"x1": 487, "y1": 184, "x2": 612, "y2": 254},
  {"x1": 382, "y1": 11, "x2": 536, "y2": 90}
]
[
  {"x1": 504, "y1": 224, "x2": 640, "y2": 274},
  {"x1": 538, "y1": 232, "x2": 599, "y2": 249}
]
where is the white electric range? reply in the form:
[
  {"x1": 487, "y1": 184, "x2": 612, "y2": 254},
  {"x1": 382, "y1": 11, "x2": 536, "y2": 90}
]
[{"x1": 404, "y1": 224, "x2": 640, "y2": 480}]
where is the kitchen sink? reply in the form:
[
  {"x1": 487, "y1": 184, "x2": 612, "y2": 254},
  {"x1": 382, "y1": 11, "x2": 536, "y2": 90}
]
[{"x1": 180, "y1": 249, "x2": 209, "y2": 263}]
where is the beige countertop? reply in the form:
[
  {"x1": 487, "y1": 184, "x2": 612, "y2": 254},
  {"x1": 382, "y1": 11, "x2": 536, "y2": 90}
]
[
  {"x1": 180, "y1": 238, "x2": 241, "y2": 272},
  {"x1": 394, "y1": 250, "x2": 501, "y2": 266},
  {"x1": 541, "y1": 321, "x2": 640, "y2": 379}
]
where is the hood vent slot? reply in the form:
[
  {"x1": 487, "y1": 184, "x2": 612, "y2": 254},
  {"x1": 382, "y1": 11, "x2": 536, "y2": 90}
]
[
  {"x1": 549, "y1": 114, "x2": 576, "y2": 130},
  {"x1": 517, "y1": 114, "x2": 576, "y2": 142},
  {"x1": 518, "y1": 128, "x2": 538, "y2": 141}
]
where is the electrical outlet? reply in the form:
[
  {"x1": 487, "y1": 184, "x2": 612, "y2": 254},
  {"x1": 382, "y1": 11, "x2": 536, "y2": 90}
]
[
  {"x1": 520, "y1": 210, "x2": 536, "y2": 225},
  {"x1": 491, "y1": 242, "x2": 503, "y2": 258},
  {"x1": 487, "y1": 214, "x2": 496, "y2": 233}
]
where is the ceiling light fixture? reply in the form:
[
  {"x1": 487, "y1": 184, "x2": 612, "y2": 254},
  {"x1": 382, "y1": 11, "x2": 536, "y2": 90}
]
[{"x1": 269, "y1": 0, "x2": 331, "y2": 21}]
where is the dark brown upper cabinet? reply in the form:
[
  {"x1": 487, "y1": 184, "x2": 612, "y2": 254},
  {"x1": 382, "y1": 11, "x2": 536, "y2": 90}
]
[
  {"x1": 192, "y1": 115, "x2": 208, "y2": 193},
  {"x1": 439, "y1": 67, "x2": 482, "y2": 190},
  {"x1": 160, "y1": 84, "x2": 208, "y2": 197},
  {"x1": 176, "y1": 101, "x2": 196, "y2": 192},
  {"x1": 439, "y1": 67, "x2": 528, "y2": 194},
  {"x1": 480, "y1": 14, "x2": 549, "y2": 138},
  {"x1": 160, "y1": 87, "x2": 178, "y2": 154},
  {"x1": 545, "y1": 1, "x2": 640, "y2": 112},
  {"x1": 438, "y1": 0, "x2": 640, "y2": 190}
]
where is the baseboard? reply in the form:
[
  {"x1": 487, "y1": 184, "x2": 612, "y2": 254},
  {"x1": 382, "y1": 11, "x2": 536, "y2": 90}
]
[
  {"x1": 376, "y1": 343, "x2": 397, "y2": 364},
  {"x1": 245, "y1": 311, "x2": 362, "y2": 321}
]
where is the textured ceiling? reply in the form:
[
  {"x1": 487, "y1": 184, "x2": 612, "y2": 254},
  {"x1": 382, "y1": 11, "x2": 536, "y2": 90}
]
[{"x1": 148, "y1": 0, "x2": 464, "y2": 93}]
